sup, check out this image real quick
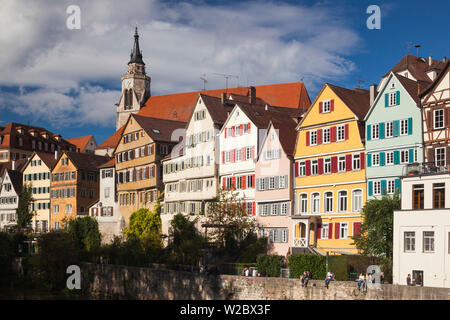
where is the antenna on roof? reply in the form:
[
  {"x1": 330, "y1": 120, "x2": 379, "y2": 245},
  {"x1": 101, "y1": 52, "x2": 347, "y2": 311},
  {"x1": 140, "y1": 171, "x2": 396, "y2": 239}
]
[
  {"x1": 414, "y1": 44, "x2": 421, "y2": 57},
  {"x1": 356, "y1": 79, "x2": 365, "y2": 89},
  {"x1": 200, "y1": 74, "x2": 208, "y2": 91},
  {"x1": 404, "y1": 42, "x2": 414, "y2": 55},
  {"x1": 213, "y1": 73, "x2": 239, "y2": 91}
]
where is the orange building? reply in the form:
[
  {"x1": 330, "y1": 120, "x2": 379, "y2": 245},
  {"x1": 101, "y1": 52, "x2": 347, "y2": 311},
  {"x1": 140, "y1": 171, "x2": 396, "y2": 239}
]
[{"x1": 50, "y1": 151, "x2": 109, "y2": 230}]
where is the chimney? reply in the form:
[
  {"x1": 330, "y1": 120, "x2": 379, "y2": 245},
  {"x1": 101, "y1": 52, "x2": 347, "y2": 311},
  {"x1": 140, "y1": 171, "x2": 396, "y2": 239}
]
[
  {"x1": 55, "y1": 150, "x2": 59, "y2": 160},
  {"x1": 443, "y1": 56, "x2": 447, "y2": 63},
  {"x1": 369, "y1": 84, "x2": 376, "y2": 105},
  {"x1": 12, "y1": 160, "x2": 16, "y2": 171},
  {"x1": 428, "y1": 56, "x2": 433, "y2": 66},
  {"x1": 417, "y1": 82, "x2": 421, "y2": 95},
  {"x1": 221, "y1": 92, "x2": 227, "y2": 105},
  {"x1": 248, "y1": 86, "x2": 256, "y2": 104},
  {"x1": 265, "y1": 104, "x2": 269, "y2": 111}
]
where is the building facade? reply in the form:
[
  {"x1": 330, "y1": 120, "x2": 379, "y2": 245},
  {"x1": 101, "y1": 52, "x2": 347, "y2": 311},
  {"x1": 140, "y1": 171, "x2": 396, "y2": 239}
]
[
  {"x1": 0, "y1": 169, "x2": 22, "y2": 230},
  {"x1": 293, "y1": 84, "x2": 370, "y2": 255}
]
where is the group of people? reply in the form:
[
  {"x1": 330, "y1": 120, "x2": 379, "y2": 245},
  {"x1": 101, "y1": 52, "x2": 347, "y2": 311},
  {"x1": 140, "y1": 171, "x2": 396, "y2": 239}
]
[
  {"x1": 406, "y1": 273, "x2": 422, "y2": 286},
  {"x1": 300, "y1": 270, "x2": 312, "y2": 287},
  {"x1": 242, "y1": 266, "x2": 266, "y2": 277},
  {"x1": 356, "y1": 271, "x2": 385, "y2": 290}
]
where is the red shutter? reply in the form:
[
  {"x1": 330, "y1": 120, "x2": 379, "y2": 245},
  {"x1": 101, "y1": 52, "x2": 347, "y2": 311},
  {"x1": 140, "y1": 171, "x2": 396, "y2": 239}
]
[
  {"x1": 330, "y1": 126, "x2": 336, "y2": 142},
  {"x1": 222, "y1": 151, "x2": 225, "y2": 164},
  {"x1": 241, "y1": 148, "x2": 245, "y2": 161},
  {"x1": 242, "y1": 175, "x2": 246, "y2": 189},
  {"x1": 330, "y1": 99, "x2": 334, "y2": 112},
  {"x1": 360, "y1": 152, "x2": 365, "y2": 169},
  {"x1": 353, "y1": 222, "x2": 361, "y2": 236},
  {"x1": 318, "y1": 158, "x2": 323, "y2": 175},
  {"x1": 306, "y1": 131, "x2": 310, "y2": 146},
  {"x1": 251, "y1": 146, "x2": 255, "y2": 159},
  {"x1": 317, "y1": 224, "x2": 322, "y2": 240},
  {"x1": 335, "y1": 223, "x2": 340, "y2": 239},
  {"x1": 231, "y1": 176, "x2": 236, "y2": 190},
  {"x1": 222, "y1": 177, "x2": 226, "y2": 188},
  {"x1": 231, "y1": 149, "x2": 235, "y2": 163},
  {"x1": 319, "y1": 102, "x2": 323, "y2": 113},
  {"x1": 240, "y1": 124, "x2": 244, "y2": 135},
  {"x1": 305, "y1": 160, "x2": 311, "y2": 176},
  {"x1": 294, "y1": 162, "x2": 299, "y2": 177},
  {"x1": 232, "y1": 126, "x2": 235, "y2": 137},
  {"x1": 317, "y1": 129, "x2": 322, "y2": 145},
  {"x1": 252, "y1": 174, "x2": 255, "y2": 188},
  {"x1": 225, "y1": 128, "x2": 227, "y2": 139},
  {"x1": 252, "y1": 201, "x2": 256, "y2": 216},
  {"x1": 346, "y1": 154, "x2": 352, "y2": 172},
  {"x1": 328, "y1": 223, "x2": 333, "y2": 239},
  {"x1": 331, "y1": 156, "x2": 338, "y2": 173},
  {"x1": 345, "y1": 124, "x2": 349, "y2": 140},
  {"x1": 248, "y1": 122, "x2": 251, "y2": 133}
]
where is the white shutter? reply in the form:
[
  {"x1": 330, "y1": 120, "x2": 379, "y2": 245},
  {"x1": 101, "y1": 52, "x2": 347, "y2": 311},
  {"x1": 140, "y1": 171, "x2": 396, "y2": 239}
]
[{"x1": 275, "y1": 176, "x2": 280, "y2": 189}]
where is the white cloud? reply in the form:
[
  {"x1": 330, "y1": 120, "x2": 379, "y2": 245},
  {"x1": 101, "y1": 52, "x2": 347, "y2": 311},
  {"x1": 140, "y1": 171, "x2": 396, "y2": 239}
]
[{"x1": 0, "y1": 0, "x2": 362, "y2": 126}]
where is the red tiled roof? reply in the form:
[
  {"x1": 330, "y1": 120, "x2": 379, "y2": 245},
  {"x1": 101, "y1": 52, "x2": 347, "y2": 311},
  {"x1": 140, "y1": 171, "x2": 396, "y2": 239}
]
[
  {"x1": 99, "y1": 158, "x2": 115, "y2": 168},
  {"x1": 138, "y1": 82, "x2": 310, "y2": 122},
  {"x1": 96, "y1": 125, "x2": 125, "y2": 150},
  {"x1": 327, "y1": 84, "x2": 371, "y2": 120},
  {"x1": 66, "y1": 135, "x2": 94, "y2": 152},
  {"x1": 64, "y1": 152, "x2": 110, "y2": 171}
]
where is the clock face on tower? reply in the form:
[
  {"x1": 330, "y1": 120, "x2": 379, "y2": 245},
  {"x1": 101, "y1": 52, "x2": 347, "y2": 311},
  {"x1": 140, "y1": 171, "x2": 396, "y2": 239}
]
[{"x1": 123, "y1": 78, "x2": 133, "y2": 89}]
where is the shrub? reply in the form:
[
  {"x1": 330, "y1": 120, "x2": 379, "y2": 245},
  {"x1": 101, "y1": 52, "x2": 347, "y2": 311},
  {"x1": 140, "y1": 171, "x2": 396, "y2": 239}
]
[
  {"x1": 256, "y1": 254, "x2": 284, "y2": 277},
  {"x1": 288, "y1": 254, "x2": 326, "y2": 280}
]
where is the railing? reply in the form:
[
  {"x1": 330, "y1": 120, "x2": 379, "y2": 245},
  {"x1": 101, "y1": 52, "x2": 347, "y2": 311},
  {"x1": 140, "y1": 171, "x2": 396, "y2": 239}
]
[
  {"x1": 404, "y1": 162, "x2": 450, "y2": 177},
  {"x1": 294, "y1": 237, "x2": 307, "y2": 247}
]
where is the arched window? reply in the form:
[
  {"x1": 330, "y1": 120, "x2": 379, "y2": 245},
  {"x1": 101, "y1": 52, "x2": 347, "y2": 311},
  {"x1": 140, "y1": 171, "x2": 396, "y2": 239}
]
[
  {"x1": 352, "y1": 189, "x2": 363, "y2": 212},
  {"x1": 311, "y1": 192, "x2": 320, "y2": 214},
  {"x1": 299, "y1": 193, "x2": 308, "y2": 214},
  {"x1": 338, "y1": 190, "x2": 348, "y2": 212},
  {"x1": 324, "y1": 191, "x2": 333, "y2": 213}
]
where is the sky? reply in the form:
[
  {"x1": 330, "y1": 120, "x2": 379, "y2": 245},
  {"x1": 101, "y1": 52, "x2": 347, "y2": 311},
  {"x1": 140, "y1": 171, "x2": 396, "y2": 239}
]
[{"x1": 0, "y1": 0, "x2": 449, "y2": 145}]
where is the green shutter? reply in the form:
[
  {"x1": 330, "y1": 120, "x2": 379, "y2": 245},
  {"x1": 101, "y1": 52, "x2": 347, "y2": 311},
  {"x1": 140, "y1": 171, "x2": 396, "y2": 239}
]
[
  {"x1": 367, "y1": 153, "x2": 372, "y2": 167},
  {"x1": 394, "y1": 150, "x2": 400, "y2": 164},
  {"x1": 385, "y1": 93, "x2": 389, "y2": 107},
  {"x1": 408, "y1": 117, "x2": 413, "y2": 135},
  {"x1": 366, "y1": 124, "x2": 371, "y2": 141},
  {"x1": 408, "y1": 149, "x2": 414, "y2": 163},
  {"x1": 395, "y1": 179, "x2": 401, "y2": 194},
  {"x1": 381, "y1": 180, "x2": 387, "y2": 195},
  {"x1": 380, "y1": 152, "x2": 385, "y2": 166},
  {"x1": 396, "y1": 91, "x2": 400, "y2": 105},
  {"x1": 368, "y1": 181, "x2": 373, "y2": 196},
  {"x1": 379, "y1": 122, "x2": 385, "y2": 139},
  {"x1": 393, "y1": 120, "x2": 399, "y2": 137}
]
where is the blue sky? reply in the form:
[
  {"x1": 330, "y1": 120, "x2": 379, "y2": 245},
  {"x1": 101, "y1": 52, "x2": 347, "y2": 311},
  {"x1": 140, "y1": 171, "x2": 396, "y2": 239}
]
[{"x1": 0, "y1": 0, "x2": 448, "y2": 145}]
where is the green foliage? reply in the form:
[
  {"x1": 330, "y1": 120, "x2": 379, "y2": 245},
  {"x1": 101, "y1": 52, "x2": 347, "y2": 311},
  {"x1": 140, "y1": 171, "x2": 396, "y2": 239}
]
[
  {"x1": 256, "y1": 254, "x2": 284, "y2": 277},
  {"x1": 167, "y1": 213, "x2": 206, "y2": 265},
  {"x1": 221, "y1": 262, "x2": 257, "y2": 275},
  {"x1": 288, "y1": 254, "x2": 326, "y2": 279},
  {"x1": 328, "y1": 255, "x2": 348, "y2": 280},
  {"x1": 352, "y1": 194, "x2": 400, "y2": 259},
  {"x1": 16, "y1": 184, "x2": 34, "y2": 228},
  {"x1": 236, "y1": 235, "x2": 267, "y2": 263},
  {"x1": 65, "y1": 216, "x2": 101, "y2": 255},
  {"x1": 0, "y1": 233, "x2": 15, "y2": 275}
]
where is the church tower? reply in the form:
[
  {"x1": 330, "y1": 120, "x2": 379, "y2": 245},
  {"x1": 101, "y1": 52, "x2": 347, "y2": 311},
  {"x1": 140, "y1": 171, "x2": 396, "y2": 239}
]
[{"x1": 116, "y1": 27, "x2": 151, "y2": 130}]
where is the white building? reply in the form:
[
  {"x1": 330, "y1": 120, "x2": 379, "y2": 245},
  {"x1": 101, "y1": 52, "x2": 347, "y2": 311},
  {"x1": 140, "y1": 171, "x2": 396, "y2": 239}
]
[
  {"x1": 0, "y1": 169, "x2": 22, "y2": 230},
  {"x1": 89, "y1": 159, "x2": 121, "y2": 243},
  {"x1": 393, "y1": 168, "x2": 450, "y2": 288}
]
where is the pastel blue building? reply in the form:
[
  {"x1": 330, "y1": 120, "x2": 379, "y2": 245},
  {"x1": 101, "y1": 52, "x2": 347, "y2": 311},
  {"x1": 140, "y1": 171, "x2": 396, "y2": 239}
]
[{"x1": 364, "y1": 72, "x2": 423, "y2": 199}]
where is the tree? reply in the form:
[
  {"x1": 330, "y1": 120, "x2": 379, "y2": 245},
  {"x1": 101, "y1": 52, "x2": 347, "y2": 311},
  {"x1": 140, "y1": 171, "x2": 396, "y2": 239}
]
[
  {"x1": 65, "y1": 216, "x2": 101, "y2": 252},
  {"x1": 16, "y1": 183, "x2": 34, "y2": 228},
  {"x1": 204, "y1": 188, "x2": 257, "y2": 254},
  {"x1": 352, "y1": 194, "x2": 401, "y2": 259}
]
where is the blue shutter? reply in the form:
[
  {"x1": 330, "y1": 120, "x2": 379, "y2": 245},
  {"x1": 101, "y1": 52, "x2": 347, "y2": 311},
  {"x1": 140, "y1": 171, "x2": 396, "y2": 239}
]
[
  {"x1": 396, "y1": 91, "x2": 400, "y2": 105},
  {"x1": 408, "y1": 149, "x2": 414, "y2": 163},
  {"x1": 381, "y1": 180, "x2": 387, "y2": 195},
  {"x1": 366, "y1": 124, "x2": 371, "y2": 141},
  {"x1": 379, "y1": 122, "x2": 385, "y2": 139},
  {"x1": 408, "y1": 118, "x2": 413, "y2": 135},
  {"x1": 385, "y1": 93, "x2": 389, "y2": 107},
  {"x1": 367, "y1": 153, "x2": 372, "y2": 167},
  {"x1": 380, "y1": 152, "x2": 385, "y2": 166},
  {"x1": 394, "y1": 150, "x2": 400, "y2": 164},
  {"x1": 393, "y1": 120, "x2": 400, "y2": 137},
  {"x1": 395, "y1": 178, "x2": 401, "y2": 194},
  {"x1": 368, "y1": 181, "x2": 373, "y2": 196}
]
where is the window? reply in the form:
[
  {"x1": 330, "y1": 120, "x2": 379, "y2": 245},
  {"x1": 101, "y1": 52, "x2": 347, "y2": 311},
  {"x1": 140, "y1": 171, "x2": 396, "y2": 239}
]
[
  {"x1": 373, "y1": 181, "x2": 381, "y2": 195},
  {"x1": 323, "y1": 100, "x2": 331, "y2": 113},
  {"x1": 400, "y1": 119, "x2": 408, "y2": 136},
  {"x1": 338, "y1": 156, "x2": 346, "y2": 172},
  {"x1": 310, "y1": 130, "x2": 317, "y2": 145},
  {"x1": 352, "y1": 190, "x2": 363, "y2": 212},
  {"x1": 389, "y1": 92, "x2": 397, "y2": 106},
  {"x1": 324, "y1": 192, "x2": 333, "y2": 213},
  {"x1": 400, "y1": 150, "x2": 409, "y2": 164},
  {"x1": 65, "y1": 204, "x2": 72, "y2": 214},
  {"x1": 323, "y1": 128, "x2": 330, "y2": 144},
  {"x1": 386, "y1": 151, "x2": 394, "y2": 165},
  {"x1": 423, "y1": 231, "x2": 435, "y2": 252},
  {"x1": 387, "y1": 179, "x2": 395, "y2": 194},
  {"x1": 312, "y1": 193, "x2": 320, "y2": 214},
  {"x1": 299, "y1": 162, "x2": 306, "y2": 176},
  {"x1": 311, "y1": 160, "x2": 318, "y2": 175},
  {"x1": 413, "y1": 184, "x2": 424, "y2": 209},
  {"x1": 371, "y1": 124, "x2": 379, "y2": 140},
  {"x1": 435, "y1": 147, "x2": 446, "y2": 167},
  {"x1": 404, "y1": 232, "x2": 415, "y2": 252},
  {"x1": 53, "y1": 205, "x2": 59, "y2": 214},
  {"x1": 340, "y1": 223, "x2": 348, "y2": 239},
  {"x1": 385, "y1": 121, "x2": 393, "y2": 138},
  {"x1": 337, "y1": 125, "x2": 345, "y2": 142},
  {"x1": 433, "y1": 183, "x2": 445, "y2": 209},
  {"x1": 299, "y1": 194, "x2": 308, "y2": 214},
  {"x1": 281, "y1": 202, "x2": 289, "y2": 215},
  {"x1": 352, "y1": 154, "x2": 360, "y2": 170},
  {"x1": 321, "y1": 223, "x2": 329, "y2": 239},
  {"x1": 433, "y1": 109, "x2": 444, "y2": 129},
  {"x1": 160, "y1": 145, "x2": 169, "y2": 155},
  {"x1": 338, "y1": 191, "x2": 348, "y2": 212},
  {"x1": 324, "y1": 158, "x2": 331, "y2": 174},
  {"x1": 245, "y1": 147, "x2": 252, "y2": 160}
]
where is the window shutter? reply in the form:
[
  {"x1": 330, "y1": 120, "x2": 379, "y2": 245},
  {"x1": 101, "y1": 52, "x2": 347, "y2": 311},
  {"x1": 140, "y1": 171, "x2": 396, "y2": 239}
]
[
  {"x1": 380, "y1": 152, "x2": 385, "y2": 166},
  {"x1": 408, "y1": 149, "x2": 414, "y2": 163},
  {"x1": 318, "y1": 158, "x2": 323, "y2": 175},
  {"x1": 426, "y1": 110, "x2": 432, "y2": 130},
  {"x1": 446, "y1": 108, "x2": 450, "y2": 128},
  {"x1": 384, "y1": 93, "x2": 388, "y2": 107},
  {"x1": 294, "y1": 162, "x2": 299, "y2": 177},
  {"x1": 241, "y1": 148, "x2": 245, "y2": 161},
  {"x1": 317, "y1": 224, "x2": 322, "y2": 240},
  {"x1": 353, "y1": 222, "x2": 361, "y2": 236},
  {"x1": 360, "y1": 152, "x2": 365, "y2": 169},
  {"x1": 381, "y1": 180, "x2": 387, "y2": 194},
  {"x1": 447, "y1": 146, "x2": 450, "y2": 166},
  {"x1": 395, "y1": 178, "x2": 401, "y2": 194},
  {"x1": 328, "y1": 223, "x2": 333, "y2": 239},
  {"x1": 251, "y1": 146, "x2": 255, "y2": 159},
  {"x1": 335, "y1": 223, "x2": 340, "y2": 239},
  {"x1": 331, "y1": 156, "x2": 338, "y2": 173},
  {"x1": 331, "y1": 126, "x2": 337, "y2": 142},
  {"x1": 427, "y1": 148, "x2": 435, "y2": 163},
  {"x1": 222, "y1": 151, "x2": 225, "y2": 164},
  {"x1": 305, "y1": 160, "x2": 311, "y2": 176},
  {"x1": 231, "y1": 149, "x2": 235, "y2": 163},
  {"x1": 379, "y1": 122, "x2": 385, "y2": 139},
  {"x1": 330, "y1": 99, "x2": 334, "y2": 111},
  {"x1": 366, "y1": 125, "x2": 371, "y2": 141},
  {"x1": 319, "y1": 102, "x2": 323, "y2": 113},
  {"x1": 225, "y1": 128, "x2": 227, "y2": 139},
  {"x1": 252, "y1": 174, "x2": 255, "y2": 188},
  {"x1": 367, "y1": 153, "x2": 372, "y2": 167},
  {"x1": 252, "y1": 202, "x2": 256, "y2": 216},
  {"x1": 242, "y1": 175, "x2": 246, "y2": 190},
  {"x1": 222, "y1": 177, "x2": 226, "y2": 188},
  {"x1": 344, "y1": 124, "x2": 349, "y2": 140},
  {"x1": 231, "y1": 176, "x2": 236, "y2": 190},
  {"x1": 275, "y1": 176, "x2": 280, "y2": 189},
  {"x1": 396, "y1": 91, "x2": 400, "y2": 105},
  {"x1": 317, "y1": 129, "x2": 322, "y2": 145},
  {"x1": 368, "y1": 181, "x2": 373, "y2": 196},
  {"x1": 256, "y1": 178, "x2": 260, "y2": 191},
  {"x1": 239, "y1": 124, "x2": 243, "y2": 135},
  {"x1": 393, "y1": 120, "x2": 399, "y2": 137},
  {"x1": 346, "y1": 154, "x2": 352, "y2": 171},
  {"x1": 306, "y1": 131, "x2": 310, "y2": 146},
  {"x1": 408, "y1": 118, "x2": 413, "y2": 135},
  {"x1": 394, "y1": 150, "x2": 400, "y2": 164},
  {"x1": 248, "y1": 122, "x2": 251, "y2": 133}
]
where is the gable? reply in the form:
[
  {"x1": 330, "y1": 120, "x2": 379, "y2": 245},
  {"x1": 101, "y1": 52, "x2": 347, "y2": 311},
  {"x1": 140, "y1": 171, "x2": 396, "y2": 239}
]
[
  {"x1": 115, "y1": 116, "x2": 154, "y2": 154},
  {"x1": 422, "y1": 68, "x2": 450, "y2": 104},
  {"x1": 186, "y1": 96, "x2": 215, "y2": 134}
]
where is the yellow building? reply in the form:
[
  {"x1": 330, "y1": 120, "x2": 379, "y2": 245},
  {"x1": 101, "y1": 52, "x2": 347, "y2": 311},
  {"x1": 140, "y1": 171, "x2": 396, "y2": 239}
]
[{"x1": 293, "y1": 84, "x2": 370, "y2": 255}]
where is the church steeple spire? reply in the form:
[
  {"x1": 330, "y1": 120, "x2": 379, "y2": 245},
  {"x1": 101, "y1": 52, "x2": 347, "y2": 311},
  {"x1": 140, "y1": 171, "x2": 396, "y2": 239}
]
[{"x1": 129, "y1": 27, "x2": 144, "y2": 65}]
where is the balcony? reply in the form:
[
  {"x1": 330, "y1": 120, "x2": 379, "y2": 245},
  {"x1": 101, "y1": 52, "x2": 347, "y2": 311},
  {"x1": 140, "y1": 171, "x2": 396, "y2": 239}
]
[{"x1": 404, "y1": 162, "x2": 450, "y2": 177}]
